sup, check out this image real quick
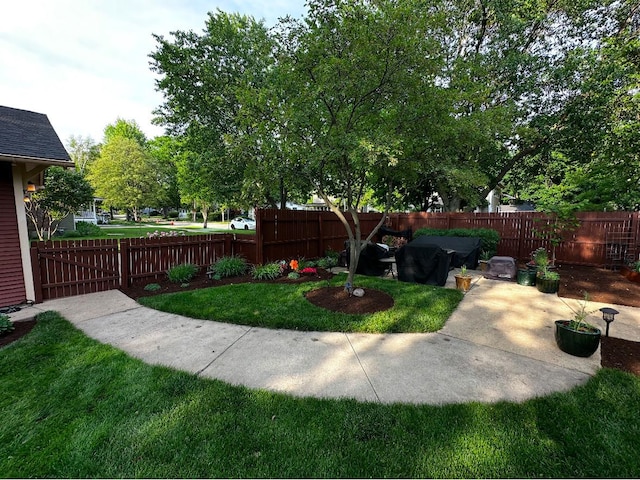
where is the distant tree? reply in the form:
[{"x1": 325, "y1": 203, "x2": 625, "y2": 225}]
[
  {"x1": 148, "y1": 136, "x2": 182, "y2": 213},
  {"x1": 87, "y1": 136, "x2": 160, "y2": 222},
  {"x1": 66, "y1": 135, "x2": 100, "y2": 174},
  {"x1": 24, "y1": 166, "x2": 95, "y2": 240},
  {"x1": 103, "y1": 118, "x2": 147, "y2": 147}
]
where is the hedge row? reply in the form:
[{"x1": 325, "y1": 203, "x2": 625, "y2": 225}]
[{"x1": 413, "y1": 228, "x2": 500, "y2": 257}]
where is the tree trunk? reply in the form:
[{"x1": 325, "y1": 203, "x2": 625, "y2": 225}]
[{"x1": 201, "y1": 203, "x2": 209, "y2": 228}]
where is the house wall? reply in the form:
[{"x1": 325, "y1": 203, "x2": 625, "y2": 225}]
[{"x1": 0, "y1": 162, "x2": 29, "y2": 307}]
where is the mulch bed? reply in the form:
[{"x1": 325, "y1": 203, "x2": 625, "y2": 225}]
[
  {"x1": 0, "y1": 319, "x2": 36, "y2": 349},
  {"x1": 2, "y1": 264, "x2": 639, "y2": 377}
]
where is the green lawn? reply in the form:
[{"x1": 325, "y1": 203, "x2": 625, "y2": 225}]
[
  {"x1": 139, "y1": 274, "x2": 464, "y2": 333},
  {"x1": 67, "y1": 224, "x2": 252, "y2": 240},
  {"x1": 1, "y1": 312, "x2": 639, "y2": 478}
]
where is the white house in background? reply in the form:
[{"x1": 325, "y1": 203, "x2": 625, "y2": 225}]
[{"x1": 0, "y1": 105, "x2": 73, "y2": 308}]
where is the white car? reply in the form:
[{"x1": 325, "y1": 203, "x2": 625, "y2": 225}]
[{"x1": 229, "y1": 216, "x2": 256, "y2": 230}]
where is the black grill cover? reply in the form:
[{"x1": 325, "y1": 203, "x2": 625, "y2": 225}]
[
  {"x1": 395, "y1": 240, "x2": 452, "y2": 286},
  {"x1": 345, "y1": 242, "x2": 390, "y2": 276},
  {"x1": 411, "y1": 236, "x2": 481, "y2": 269}
]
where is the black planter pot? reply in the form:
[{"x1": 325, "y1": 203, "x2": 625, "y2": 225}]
[
  {"x1": 554, "y1": 320, "x2": 601, "y2": 357},
  {"x1": 536, "y1": 277, "x2": 559, "y2": 293},
  {"x1": 517, "y1": 268, "x2": 536, "y2": 286}
]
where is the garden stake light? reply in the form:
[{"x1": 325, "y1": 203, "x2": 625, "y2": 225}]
[{"x1": 599, "y1": 307, "x2": 619, "y2": 337}]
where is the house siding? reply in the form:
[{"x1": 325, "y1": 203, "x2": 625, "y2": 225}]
[{"x1": 0, "y1": 162, "x2": 27, "y2": 307}]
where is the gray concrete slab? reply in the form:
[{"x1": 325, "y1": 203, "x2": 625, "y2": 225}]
[
  {"x1": 441, "y1": 277, "x2": 601, "y2": 375},
  {"x1": 347, "y1": 332, "x2": 591, "y2": 404},
  {"x1": 10, "y1": 273, "x2": 639, "y2": 406},
  {"x1": 200, "y1": 328, "x2": 378, "y2": 402}
]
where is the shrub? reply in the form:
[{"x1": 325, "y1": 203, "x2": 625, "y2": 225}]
[
  {"x1": 317, "y1": 255, "x2": 338, "y2": 270},
  {"x1": 74, "y1": 221, "x2": 103, "y2": 237},
  {"x1": 167, "y1": 211, "x2": 179, "y2": 219},
  {"x1": 0, "y1": 313, "x2": 15, "y2": 335},
  {"x1": 167, "y1": 263, "x2": 198, "y2": 283},
  {"x1": 211, "y1": 256, "x2": 247, "y2": 278},
  {"x1": 414, "y1": 227, "x2": 500, "y2": 256},
  {"x1": 143, "y1": 283, "x2": 161, "y2": 291},
  {"x1": 251, "y1": 263, "x2": 282, "y2": 280}
]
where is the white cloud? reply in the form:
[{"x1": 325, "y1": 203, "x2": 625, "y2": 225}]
[{"x1": 0, "y1": 0, "x2": 305, "y2": 145}]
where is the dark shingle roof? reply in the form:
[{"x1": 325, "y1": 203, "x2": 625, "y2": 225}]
[{"x1": 0, "y1": 105, "x2": 71, "y2": 162}]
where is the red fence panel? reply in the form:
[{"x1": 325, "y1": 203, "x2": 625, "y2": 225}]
[
  {"x1": 120, "y1": 234, "x2": 231, "y2": 286},
  {"x1": 32, "y1": 238, "x2": 120, "y2": 300}
]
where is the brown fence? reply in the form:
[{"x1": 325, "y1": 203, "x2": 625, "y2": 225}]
[
  {"x1": 31, "y1": 238, "x2": 120, "y2": 302},
  {"x1": 30, "y1": 210, "x2": 640, "y2": 302},
  {"x1": 390, "y1": 211, "x2": 640, "y2": 266},
  {"x1": 31, "y1": 233, "x2": 257, "y2": 301},
  {"x1": 255, "y1": 209, "x2": 384, "y2": 263}
]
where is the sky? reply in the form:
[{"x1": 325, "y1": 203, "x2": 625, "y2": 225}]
[{"x1": 0, "y1": 0, "x2": 306, "y2": 147}]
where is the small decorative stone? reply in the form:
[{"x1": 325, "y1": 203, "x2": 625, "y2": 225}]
[{"x1": 353, "y1": 288, "x2": 365, "y2": 297}]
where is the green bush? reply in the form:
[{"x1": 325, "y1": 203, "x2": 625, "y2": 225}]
[
  {"x1": 74, "y1": 221, "x2": 103, "y2": 237},
  {"x1": 414, "y1": 227, "x2": 500, "y2": 256},
  {"x1": 317, "y1": 255, "x2": 338, "y2": 270},
  {"x1": 251, "y1": 263, "x2": 282, "y2": 280},
  {"x1": 143, "y1": 283, "x2": 161, "y2": 291},
  {"x1": 211, "y1": 256, "x2": 247, "y2": 278},
  {"x1": 0, "y1": 313, "x2": 14, "y2": 335},
  {"x1": 167, "y1": 263, "x2": 198, "y2": 283},
  {"x1": 167, "y1": 211, "x2": 179, "y2": 219}
]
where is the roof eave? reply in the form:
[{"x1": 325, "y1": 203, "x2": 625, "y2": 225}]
[{"x1": 0, "y1": 153, "x2": 73, "y2": 168}]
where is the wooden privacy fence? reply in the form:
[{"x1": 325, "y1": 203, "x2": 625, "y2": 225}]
[
  {"x1": 30, "y1": 210, "x2": 640, "y2": 302},
  {"x1": 255, "y1": 210, "x2": 640, "y2": 267},
  {"x1": 255, "y1": 209, "x2": 384, "y2": 262},
  {"x1": 31, "y1": 234, "x2": 257, "y2": 301},
  {"x1": 389, "y1": 211, "x2": 640, "y2": 267}
]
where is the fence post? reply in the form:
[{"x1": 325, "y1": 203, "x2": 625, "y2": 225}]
[
  {"x1": 120, "y1": 239, "x2": 129, "y2": 288},
  {"x1": 318, "y1": 213, "x2": 324, "y2": 257},
  {"x1": 255, "y1": 208, "x2": 264, "y2": 265},
  {"x1": 30, "y1": 244, "x2": 43, "y2": 304}
]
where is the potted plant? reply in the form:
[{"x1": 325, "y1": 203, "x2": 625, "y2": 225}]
[
  {"x1": 621, "y1": 259, "x2": 640, "y2": 283},
  {"x1": 554, "y1": 293, "x2": 601, "y2": 357},
  {"x1": 478, "y1": 250, "x2": 492, "y2": 272},
  {"x1": 454, "y1": 265, "x2": 472, "y2": 292},
  {"x1": 536, "y1": 268, "x2": 560, "y2": 294}
]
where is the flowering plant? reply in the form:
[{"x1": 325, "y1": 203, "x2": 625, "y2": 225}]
[
  {"x1": 382, "y1": 235, "x2": 408, "y2": 249},
  {"x1": 289, "y1": 259, "x2": 299, "y2": 271},
  {"x1": 300, "y1": 267, "x2": 317, "y2": 275},
  {"x1": 146, "y1": 230, "x2": 186, "y2": 238}
]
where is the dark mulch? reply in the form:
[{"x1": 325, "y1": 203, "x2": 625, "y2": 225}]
[
  {"x1": 3, "y1": 264, "x2": 639, "y2": 377},
  {"x1": 0, "y1": 319, "x2": 36, "y2": 348},
  {"x1": 557, "y1": 263, "x2": 640, "y2": 307},
  {"x1": 306, "y1": 286, "x2": 394, "y2": 314}
]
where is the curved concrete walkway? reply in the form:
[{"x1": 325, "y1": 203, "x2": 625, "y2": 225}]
[{"x1": 9, "y1": 271, "x2": 640, "y2": 405}]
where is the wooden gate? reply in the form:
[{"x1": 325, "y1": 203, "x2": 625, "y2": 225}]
[{"x1": 31, "y1": 239, "x2": 120, "y2": 302}]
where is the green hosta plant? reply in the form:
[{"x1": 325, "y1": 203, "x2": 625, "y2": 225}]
[
  {"x1": 0, "y1": 313, "x2": 15, "y2": 335},
  {"x1": 210, "y1": 256, "x2": 247, "y2": 278},
  {"x1": 143, "y1": 283, "x2": 161, "y2": 291},
  {"x1": 167, "y1": 263, "x2": 198, "y2": 283},
  {"x1": 251, "y1": 263, "x2": 281, "y2": 280}
]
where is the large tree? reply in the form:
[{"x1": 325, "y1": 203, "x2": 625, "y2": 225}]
[
  {"x1": 508, "y1": 8, "x2": 640, "y2": 210},
  {"x1": 24, "y1": 167, "x2": 95, "y2": 240},
  {"x1": 265, "y1": 0, "x2": 444, "y2": 289},
  {"x1": 150, "y1": 10, "x2": 280, "y2": 211}
]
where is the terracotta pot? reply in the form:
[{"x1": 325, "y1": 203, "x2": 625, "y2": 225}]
[
  {"x1": 455, "y1": 275, "x2": 472, "y2": 292},
  {"x1": 554, "y1": 320, "x2": 601, "y2": 357},
  {"x1": 621, "y1": 265, "x2": 640, "y2": 283}
]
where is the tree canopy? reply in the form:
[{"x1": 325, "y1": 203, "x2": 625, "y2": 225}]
[
  {"x1": 87, "y1": 120, "x2": 162, "y2": 221},
  {"x1": 25, "y1": 167, "x2": 95, "y2": 240}
]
